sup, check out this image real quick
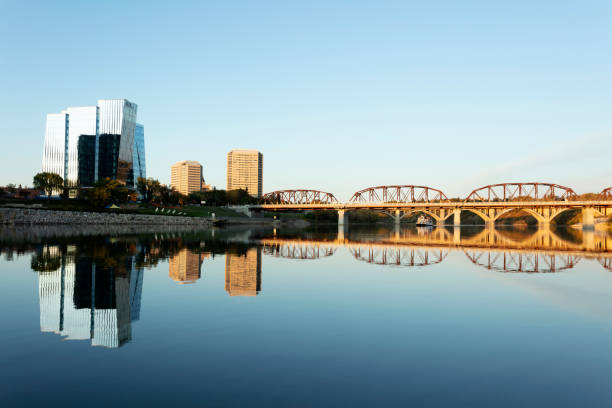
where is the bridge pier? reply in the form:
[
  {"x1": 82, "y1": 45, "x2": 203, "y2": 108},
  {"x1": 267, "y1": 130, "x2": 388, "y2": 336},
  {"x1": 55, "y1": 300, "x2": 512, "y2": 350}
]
[
  {"x1": 583, "y1": 230, "x2": 595, "y2": 251},
  {"x1": 394, "y1": 209, "x2": 401, "y2": 228},
  {"x1": 453, "y1": 227, "x2": 461, "y2": 244},
  {"x1": 337, "y1": 209, "x2": 347, "y2": 242},
  {"x1": 582, "y1": 207, "x2": 595, "y2": 230},
  {"x1": 453, "y1": 209, "x2": 461, "y2": 226},
  {"x1": 338, "y1": 209, "x2": 347, "y2": 227}
]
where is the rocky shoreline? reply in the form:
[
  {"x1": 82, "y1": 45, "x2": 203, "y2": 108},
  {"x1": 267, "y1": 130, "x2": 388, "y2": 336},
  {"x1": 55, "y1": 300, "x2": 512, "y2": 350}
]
[{"x1": 0, "y1": 207, "x2": 213, "y2": 226}]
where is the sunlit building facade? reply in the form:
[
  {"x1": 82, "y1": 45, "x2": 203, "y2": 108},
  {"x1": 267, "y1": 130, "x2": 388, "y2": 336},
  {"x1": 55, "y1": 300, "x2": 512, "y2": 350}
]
[
  {"x1": 42, "y1": 99, "x2": 140, "y2": 189},
  {"x1": 171, "y1": 160, "x2": 207, "y2": 195},
  {"x1": 226, "y1": 149, "x2": 263, "y2": 197},
  {"x1": 225, "y1": 248, "x2": 262, "y2": 296}
]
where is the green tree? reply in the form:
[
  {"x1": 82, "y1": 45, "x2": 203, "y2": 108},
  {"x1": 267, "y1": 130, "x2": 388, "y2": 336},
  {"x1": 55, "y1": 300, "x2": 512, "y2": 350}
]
[
  {"x1": 33, "y1": 172, "x2": 64, "y2": 199},
  {"x1": 87, "y1": 178, "x2": 130, "y2": 207}
]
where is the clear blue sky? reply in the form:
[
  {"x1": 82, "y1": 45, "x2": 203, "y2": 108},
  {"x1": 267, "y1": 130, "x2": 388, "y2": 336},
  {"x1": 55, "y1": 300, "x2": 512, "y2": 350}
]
[{"x1": 1, "y1": 0, "x2": 610, "y2": 199}]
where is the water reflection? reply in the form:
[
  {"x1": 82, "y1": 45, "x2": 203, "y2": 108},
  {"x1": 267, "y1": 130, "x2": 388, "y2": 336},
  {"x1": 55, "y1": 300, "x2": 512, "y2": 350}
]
[
  {"x1": 349, "y1": 246, "x2": 447, "y2": 267},
  {"x1": 169, "y1": 249, "x2": 208, "y2": 284},
  {"x1": 37, "y1": 245, "x2": 143, "y2": 348},
  {"x1": 1, "y1": 225, "x2": 611, "y2": 349},
  {"x1": 225, "y1": 248, "x2": 262, "y2": 296},
  {"x1": 463, "y1": 250, "x2": 581, "y2": 273}
]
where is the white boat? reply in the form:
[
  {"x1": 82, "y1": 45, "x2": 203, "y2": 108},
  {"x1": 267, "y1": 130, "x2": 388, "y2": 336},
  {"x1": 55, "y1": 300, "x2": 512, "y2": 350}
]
[{"x1": 416, "y1": 215, "x2": 435, "y2": 227}]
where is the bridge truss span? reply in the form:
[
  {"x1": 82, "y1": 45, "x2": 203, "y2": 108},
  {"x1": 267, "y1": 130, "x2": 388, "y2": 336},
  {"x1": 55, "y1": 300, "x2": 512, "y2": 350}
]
[
  {"x1": 601, "y1": 187, "x2": 612, "y2": 200},
  {"x1": 349, "y1": 185, "x2": 449, "y2": 204},
  {"x1": 262, "y1": 189, "x2": 338, "y2": 205},
  {"x1": 464, "y1": 183, "x2": 577, "y2": 202}
]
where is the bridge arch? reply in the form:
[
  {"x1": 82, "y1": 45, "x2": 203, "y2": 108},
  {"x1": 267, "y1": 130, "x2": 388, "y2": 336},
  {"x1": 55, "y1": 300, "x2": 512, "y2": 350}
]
[
  {"x1": 389, "y1": 208, "x2": 443, "y2": 222},
  {"x1": 492, "y1": 208, "x2": 546, "y2": 224},
  {"x1": 350, "y1": 185, "x2": 448, "y2": 204},
  {"x1": 462, "y1": 209, "x2": 491, "y2": 224},
  {"x1": 602, "y1": 187, "x2": 612, "y2": 200},
  {"x1": 464, "y1": 183, "x2": 577, "y2": 202},
  {"x1": 262, "y1": 189, "x2": 338, "y2": 205}
]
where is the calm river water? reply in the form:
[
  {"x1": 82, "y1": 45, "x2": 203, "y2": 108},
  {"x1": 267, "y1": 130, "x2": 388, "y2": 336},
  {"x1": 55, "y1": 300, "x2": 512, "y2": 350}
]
[{"x1": 1, "y1": 225, "x2": 612, "y2": 407}]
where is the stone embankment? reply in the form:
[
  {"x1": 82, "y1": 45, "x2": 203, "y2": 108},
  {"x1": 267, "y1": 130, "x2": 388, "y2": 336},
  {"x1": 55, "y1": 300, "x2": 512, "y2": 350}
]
[{"x1": 0, "y1": 208, "x2": 212, "y2": 226}]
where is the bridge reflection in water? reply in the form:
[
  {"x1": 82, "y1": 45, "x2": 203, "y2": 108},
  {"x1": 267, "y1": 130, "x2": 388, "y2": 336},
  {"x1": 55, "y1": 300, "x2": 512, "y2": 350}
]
[
  {"x1": 257, "y1": 225, "x2": 612, "y2": 274},
  {"x1": 14, "y1": 225, "x2": 611, "y2": 350}
]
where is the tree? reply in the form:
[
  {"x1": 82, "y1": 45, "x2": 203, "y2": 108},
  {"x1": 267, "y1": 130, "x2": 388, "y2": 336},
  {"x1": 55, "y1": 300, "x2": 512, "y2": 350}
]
[
  {"x1": 86, "y1": 178, "x2": 129, "y2": 207},
  {"x1": 137, "y1": 177, "x2": 149, "y2": 202},
  {"x1": 33, "y1": 172, "x2": 64, "y2": 199}
]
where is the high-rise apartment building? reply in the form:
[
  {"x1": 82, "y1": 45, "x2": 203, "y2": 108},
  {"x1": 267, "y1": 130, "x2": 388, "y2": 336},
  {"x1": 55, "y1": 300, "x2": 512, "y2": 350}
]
[
  {"x1": 226, "y1": 149, "x2": 263, "y2": 197},
  {"x1": 171, "y1": 160, "x2": 208, "y2": 195},
  {"x1": 42, "y1": 99, "x2": 140, "y2": 189}
]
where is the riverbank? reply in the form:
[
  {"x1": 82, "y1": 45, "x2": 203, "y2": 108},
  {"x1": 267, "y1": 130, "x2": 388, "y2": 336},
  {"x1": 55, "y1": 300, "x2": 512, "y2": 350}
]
[
  {"x1": 0, "y1": 207, "x2": 311, "y2": 229},
  {"x1": 0, "y1": 207, "x2": 213, "y2": 226}
]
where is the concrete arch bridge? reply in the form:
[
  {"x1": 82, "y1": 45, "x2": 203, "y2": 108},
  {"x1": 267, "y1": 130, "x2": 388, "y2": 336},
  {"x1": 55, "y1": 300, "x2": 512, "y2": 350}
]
[{"x1": 254, "y1": 183, "x2": 612, "y2": 230}]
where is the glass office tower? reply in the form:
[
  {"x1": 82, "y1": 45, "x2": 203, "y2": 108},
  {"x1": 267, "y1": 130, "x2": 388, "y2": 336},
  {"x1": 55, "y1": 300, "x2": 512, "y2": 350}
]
[
  {"x1": 97, "y1": 99, "x2": 138, "y2": 187},
  {"x1": 133, "y1": 124, "x2": 146, "y2": 182},
  {"x1": 42, "y1": 112, "x2": 69, "y2": 179},
  {"x1": 42, "y1": 99, "x2": 140, "y2": 189},
  {"x1": 65, "y1": 106, "x2": 98, "y2": 187}
]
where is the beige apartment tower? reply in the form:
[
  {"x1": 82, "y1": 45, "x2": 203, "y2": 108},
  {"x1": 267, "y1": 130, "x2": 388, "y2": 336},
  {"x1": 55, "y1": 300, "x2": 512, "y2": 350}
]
[
  {"x1": 171, "y1": 160, "x2": 208, "y2": 195},
  {"x1": 226, "y1": 150, "x2": 263, "y2": 197}
]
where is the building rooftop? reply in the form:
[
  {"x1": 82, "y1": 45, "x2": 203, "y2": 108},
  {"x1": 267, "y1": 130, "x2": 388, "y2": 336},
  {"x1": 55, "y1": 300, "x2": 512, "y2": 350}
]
[
  {"x1": 229, "y1": 149, "x2": 261, "y2": 154},
  {"x1": 173, "y1": 160, "x2": 202, "y2": 166}
]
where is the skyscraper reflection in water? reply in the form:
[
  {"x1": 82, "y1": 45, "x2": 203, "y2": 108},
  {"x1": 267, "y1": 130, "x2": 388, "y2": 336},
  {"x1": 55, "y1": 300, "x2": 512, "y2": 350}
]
[
  {"x1": 225, "y1": 248, "x2": 262, "y2": 296},
  {"x1": 38, "y1": 252, "x2": 143, "y2": 348},
  {"x1": 169, "y1": 249, "x2": 208, "y2": 284}
]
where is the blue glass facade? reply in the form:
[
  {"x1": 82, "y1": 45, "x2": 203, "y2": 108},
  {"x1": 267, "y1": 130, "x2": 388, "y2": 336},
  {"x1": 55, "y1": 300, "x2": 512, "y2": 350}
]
[{"x1": 133, "y1": 124, "x2": 146, "y2": 182}]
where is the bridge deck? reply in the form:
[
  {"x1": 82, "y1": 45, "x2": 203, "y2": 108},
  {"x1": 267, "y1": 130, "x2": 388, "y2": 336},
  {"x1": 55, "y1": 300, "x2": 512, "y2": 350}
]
[{"x1": 253, "y1": 200, "x2": 612, "y2": 211}]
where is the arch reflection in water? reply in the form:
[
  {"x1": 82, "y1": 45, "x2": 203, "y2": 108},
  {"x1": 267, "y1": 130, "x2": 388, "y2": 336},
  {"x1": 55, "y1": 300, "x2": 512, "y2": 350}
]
[
  {"x1": 38, "y1": 251, "x2": 143, "y2": 348},
  {"x1": 349, "y1": 245, "x2": 447, "y2": 267},
  {"x1": 464, "y1": 250, "x2": 581, "y2": 273},
  {"x1": 225, "y1": 247, "x2": 262, "y2": 296},
  {"x1": 599, "y1": 258, "x2": 612, "y2": 271},
  {"x1": 262, "y1": 242, "x2": 336, "y2": 260}
]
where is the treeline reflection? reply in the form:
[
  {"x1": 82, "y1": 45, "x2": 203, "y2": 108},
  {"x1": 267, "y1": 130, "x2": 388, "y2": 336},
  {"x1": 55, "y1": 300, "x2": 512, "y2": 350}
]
[{"x1": 1, "y1": 226, "x2": 610, "y2": 348}]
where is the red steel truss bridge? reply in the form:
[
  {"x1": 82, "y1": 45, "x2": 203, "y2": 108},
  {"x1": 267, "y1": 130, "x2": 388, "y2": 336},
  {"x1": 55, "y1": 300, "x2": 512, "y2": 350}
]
[{"x1": 253, "y1": 183, "x2": 612, "y2": 229}]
